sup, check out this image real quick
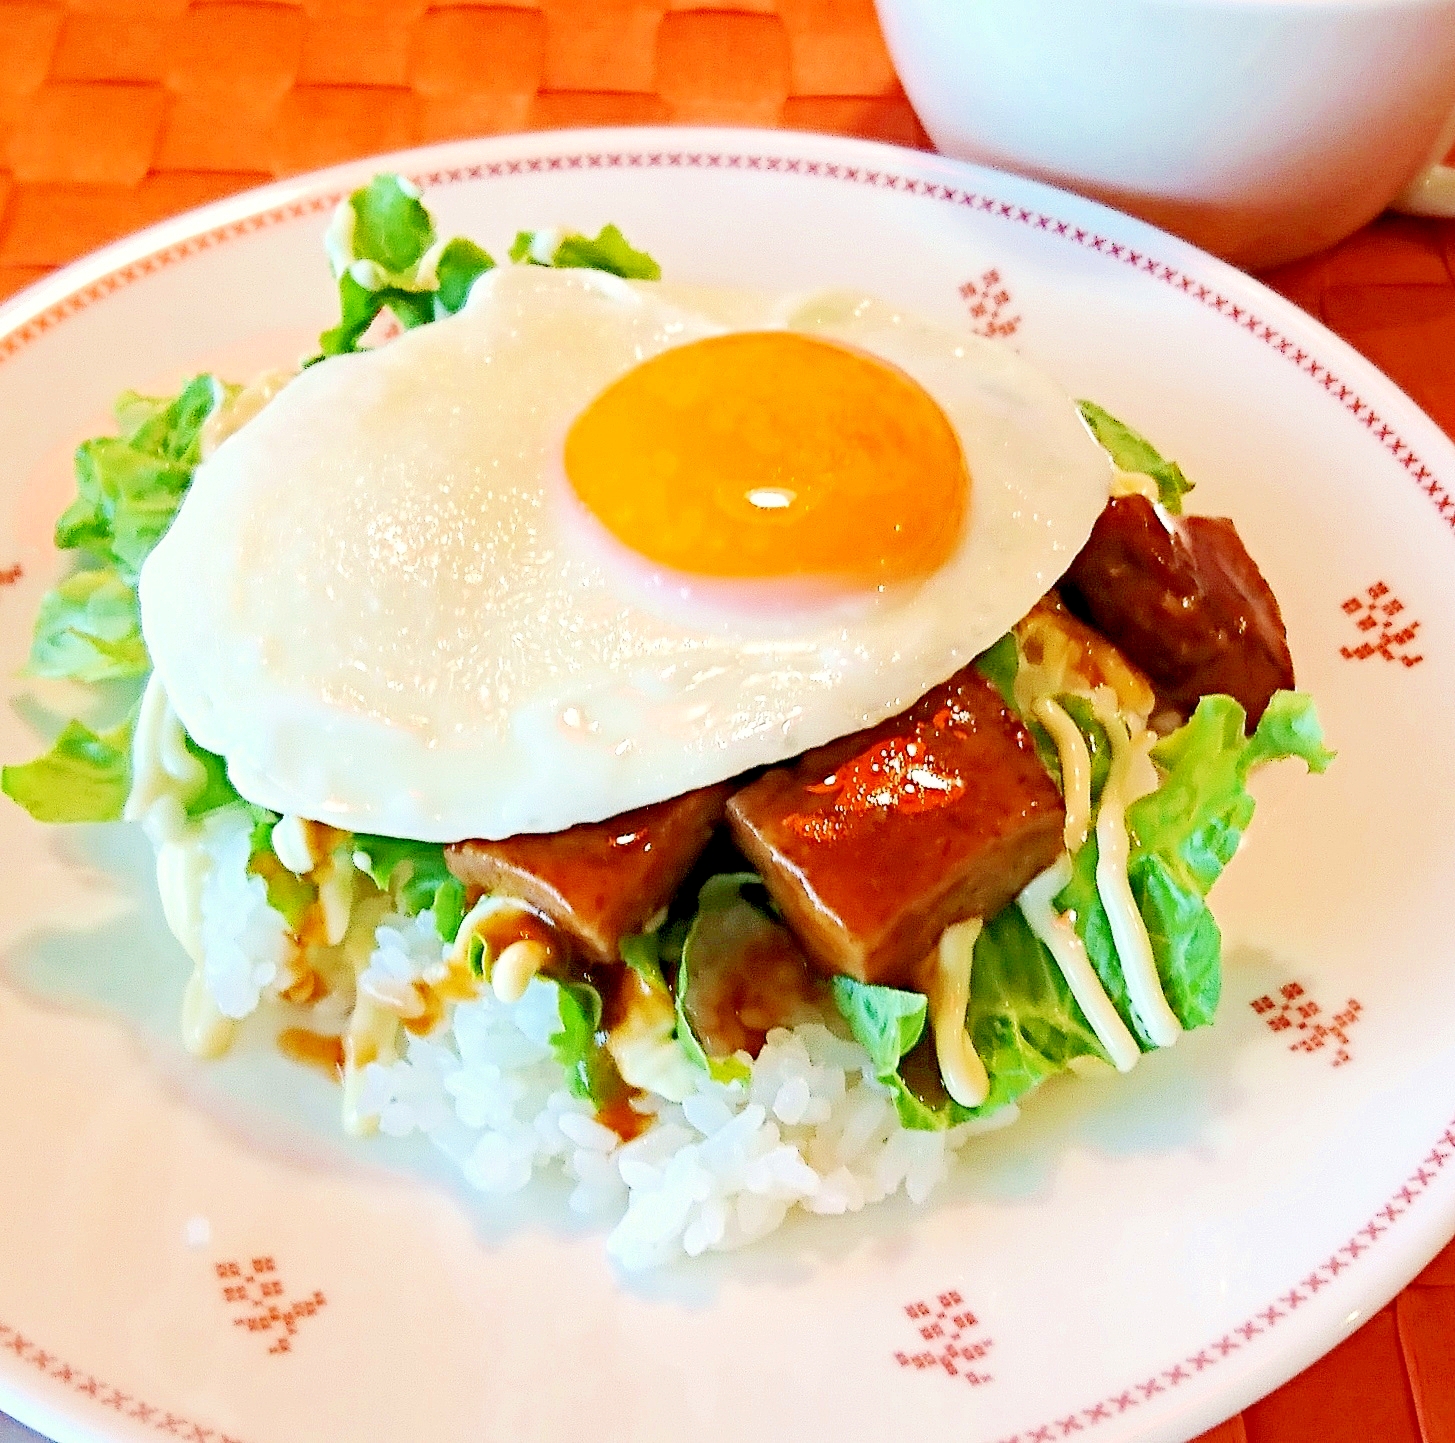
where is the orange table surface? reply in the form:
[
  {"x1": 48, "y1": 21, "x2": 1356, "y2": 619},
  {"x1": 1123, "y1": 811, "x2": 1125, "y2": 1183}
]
[{"x1": 1, "y1": 2, "x2": 1453, "y2": 1440}]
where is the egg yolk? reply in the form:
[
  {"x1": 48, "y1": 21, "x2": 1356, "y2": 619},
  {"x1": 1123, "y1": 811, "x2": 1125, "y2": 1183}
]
[{"x1": 563, "y1": 331, "x2": 968, "y2": 585}]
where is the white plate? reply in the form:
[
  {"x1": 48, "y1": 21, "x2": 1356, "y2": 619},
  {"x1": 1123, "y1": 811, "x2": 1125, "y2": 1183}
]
[{"x1": 0, "y1": 128, "x2": 1452, "y2": 1443}]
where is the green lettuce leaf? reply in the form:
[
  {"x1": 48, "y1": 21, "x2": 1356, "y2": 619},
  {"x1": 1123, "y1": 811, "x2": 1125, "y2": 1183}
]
[
  {"x1": 318, "y1": 272, "x2": 428, "y2": 357},
  {"x1": 972, "y1": 632, "x2": 1075, "y2": 786},
  {"x1": 620, "y1": 929, "x2": 668, "y2": 990},
  {"x1": 974, "y1": 631, "x2": 1019, "y2": 707},
  {"x1": 317, "y1": 176, "x2": 497, "y2": 357},
  {"x1": 1132, "y1": 690, "x2": 1332, "y2": 892},
  {"x1": 1077, "y1": 401, "x2": 1193, "y2": 514},
  {"x1": 235, "y1": 798, "x2": 314, "y2": 928},
  {"x1": 249, "y1": 845, "x2": 315, "y2": 931},
  {"x1": 183, "y1": 735, "x2": 246, "y2": 820},
  {"x1": 672, "y1": 873, "x2": 762, "y2": 1084},
  {"x1": 509, "y1": 224, "x2": 661, "y2": 280},
  {"x1": 117, "y1": 375, "x2": 227, "y2": 466},
  {"x1": 434, "y1": 237, "x2": 495, "y2": 314},
  {"x1": 831, "y1": 976, "x2": 927, "y2": 1077},
  {"x1": 832, "y1": 905, "x2": 1108, "y2": 1130},
  {"x1": 1053, "y1": 690, "x2": 1331, "y2": 1045},
  {"x1": 56, "y1": 375, "x2": 228, "y2": 576},
  {"x1": 349, "y1": 172, "x2": 434, "y2": 274},
  {"x1": 1056, "y1": 693, "x2": 1112, "y2": 804},
  {"x1": 351, "y1": 834, "x2": 465, "y2": 941},
  {"x1": 550, "y1": 979, "x2": 620, "y2": 1106},
  {"x1": 29, "y1": 373, "x2": 226, "y2": 727},
  {"x1": 26, "y1": 569, "x2": 148, "y2": 681},
  {"x1": 2, "y1": 716, "x2": 133, "y2": 824}
]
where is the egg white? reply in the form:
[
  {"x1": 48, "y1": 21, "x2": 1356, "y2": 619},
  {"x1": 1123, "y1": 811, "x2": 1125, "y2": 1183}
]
[{"x1": 139, "y1": 265, "x2": 1111, "y2": 841}]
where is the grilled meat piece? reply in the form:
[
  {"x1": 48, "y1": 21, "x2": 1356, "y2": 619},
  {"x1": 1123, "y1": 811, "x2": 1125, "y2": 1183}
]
[
  {"x1": 1061, "y1": 495, "x2": 1294, "y2": 728},
  {"x1": 726, "y1": 665, "x2": 1064, "y2": 987},
  {"x1": 446, "y1": 783, "x2": 732, "y2": 965}
]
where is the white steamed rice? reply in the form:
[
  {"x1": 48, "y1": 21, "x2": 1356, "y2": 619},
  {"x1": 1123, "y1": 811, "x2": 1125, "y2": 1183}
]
[
  {"x1": 355, "y1": 916, "x2": 1017, "y2": 1269},
  {"x1": 196, "y1": 807, "x2": 292, "y2": 1019},
  {"x1": 192, "y1": 808, "x2": 1017, "y2": 1268}
]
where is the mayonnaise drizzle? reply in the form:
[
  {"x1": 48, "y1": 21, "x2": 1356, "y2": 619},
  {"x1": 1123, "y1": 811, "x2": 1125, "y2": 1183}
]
[
  {"x1": 1007, "y1": 610, "x2": 1183, "y2": 1062},
  {"x1": 1018, "y1": 856, "x2": 1140, "y2": 1072},
  {"x1": 181, "y1": 968, "x2": 236, "y2": 1058},
  {"x1": 492, "y1": 939, "x2": 549, "y2": 1004},
  {"x1": 270, "y1": 815, "x2": 315, "y2": 875},
  {"x1": 274, "y1": 815, "x2": 354, "y2": 945},
  {"x1": 926, "y1": 918, "x2": 989, "y2": 1108},
  {"x1": 125, "y1": 671, "x2": 205, "y2": 844},
  {"x1": 606, "y1": 969, "x2": 700, "y2": 1103},
  {"x1": 1092, "y1": 701, "x2": 1182, "y2": 1048},
  {"x1": 127, "y1": 674, "x2": 228, "y2": 1058},
  {"x1": 1033, "y1": 695, "x2": 1092, "y2": 853}
]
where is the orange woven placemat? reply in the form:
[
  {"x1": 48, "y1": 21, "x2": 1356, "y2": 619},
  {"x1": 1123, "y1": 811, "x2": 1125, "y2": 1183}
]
[{"x1": 1, "y1": 3, "x2": 1453, "y2": 1440}]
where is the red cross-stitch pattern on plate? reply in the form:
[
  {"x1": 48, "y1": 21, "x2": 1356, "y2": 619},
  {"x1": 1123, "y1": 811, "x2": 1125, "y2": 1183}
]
[
  {"x1": 217, "y1": 1256, "x2": 327, "y2": 1356},
  {"x1": 1341, "y1": 581, "x2": 1424, "y2": 666},
  {"x1": 0, "y1": 564, "x2": 21, "y2": 587},
  {"x1": 895, "y1": 1290, "x2": 994, "y2": 1385},
  {"x1": 987, "y1": 1115, "x2": 1455, "y2": 1442},
  {"x1": 959, "y1": 269, "x2": 1021, "y2": 339},
  {"x1": 0, "y1": 1319, "x2": 248, "y2": 1442},
  {"x1": 1251, "y1": 983, "x2": 1363, "y2": 1067}
]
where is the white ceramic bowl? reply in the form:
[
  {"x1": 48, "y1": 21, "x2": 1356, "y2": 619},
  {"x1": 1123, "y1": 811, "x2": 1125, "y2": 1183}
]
[{"x1": 875, "y1": 0, "x2": 1455, "y2": 269}]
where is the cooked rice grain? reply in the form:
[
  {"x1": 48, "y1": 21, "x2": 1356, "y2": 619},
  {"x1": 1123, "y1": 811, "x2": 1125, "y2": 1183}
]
[{"x1": 359, "y1": 981, "x2": 1019, "y2": 1269}]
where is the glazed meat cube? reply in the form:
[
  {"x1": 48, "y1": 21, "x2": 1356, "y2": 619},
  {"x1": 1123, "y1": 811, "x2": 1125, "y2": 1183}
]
[
  {"x1": 446, "y1": 783, "x2": 731, "y2": 965},
  {"x1": 726, "y1": 666, "x2": 1064, "y2": 987},
  {"x1": 1061, "y1": 495, "x2": 1295, "y2": 728}
]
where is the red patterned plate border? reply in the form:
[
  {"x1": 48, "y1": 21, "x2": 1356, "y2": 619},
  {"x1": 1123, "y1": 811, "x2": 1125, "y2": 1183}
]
[{"x1": 988, "y1": 1116, "x2": 1455, "y2": 1442}]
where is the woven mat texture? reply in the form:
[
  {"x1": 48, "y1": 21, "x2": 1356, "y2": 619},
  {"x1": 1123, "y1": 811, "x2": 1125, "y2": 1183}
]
[{"x1": 0, "y1": 2, "x2": 1453, "y2": 1439}]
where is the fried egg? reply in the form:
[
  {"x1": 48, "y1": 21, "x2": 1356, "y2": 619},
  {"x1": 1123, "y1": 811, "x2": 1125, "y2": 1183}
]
[{"x1": 138, "y1": 264, "x2": 1111, "y2": 841}]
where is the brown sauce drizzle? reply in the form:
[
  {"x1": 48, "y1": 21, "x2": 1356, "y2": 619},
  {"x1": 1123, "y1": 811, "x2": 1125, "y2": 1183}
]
[
  {"x1": 595, "y1": 1087, "x2": 651, "y2": 1143},
  {"x1": 462, "y1": 898, "x2": 564, "y2": 973},
  {"x1": 403, "y1": 953, "x2": 483, "y2": 1036},
  {"x1": 278, "y1": 1027, "x2": 345, "y2": 1080},
  {"x1": 301, "y1": 818, "x2": 347, "y2": 859}
]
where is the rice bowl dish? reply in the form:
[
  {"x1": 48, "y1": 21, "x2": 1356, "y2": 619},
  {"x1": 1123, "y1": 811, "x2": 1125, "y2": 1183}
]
[{"x1": 2, "y1": 174, "x2": 1332, "y2": 1271}]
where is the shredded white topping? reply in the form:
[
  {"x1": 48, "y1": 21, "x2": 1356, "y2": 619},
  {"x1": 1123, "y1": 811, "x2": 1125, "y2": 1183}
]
[
  {"x1": 607, "y1": 974, "x2": 700, "y2": 1104},
  {"x1": 270, "y1": 815, "x2": 315, "y2": 875}
]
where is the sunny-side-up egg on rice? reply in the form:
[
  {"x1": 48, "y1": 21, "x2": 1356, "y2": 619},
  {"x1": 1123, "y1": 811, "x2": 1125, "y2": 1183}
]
[
  {"x1": 139, "y1": 263, "x2": 1111, "y2": 840},
  {"x1": 124, "y1": 260, "x2": 1123, "y2": 1265},
  {"x1": 8, "y1": 194, "x2": 1329, "y2": 1268}
]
